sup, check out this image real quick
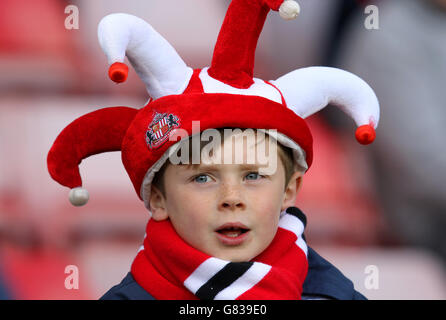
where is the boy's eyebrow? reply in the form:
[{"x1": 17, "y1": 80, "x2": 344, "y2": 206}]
[{"x1": 237, "y1": 164, "x2": 265, "y2": 170}]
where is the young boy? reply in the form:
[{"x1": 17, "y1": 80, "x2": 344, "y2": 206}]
[
  {"x1": 99, "y1": 128, "x2": 365, "y2": 300},
  {"x1": 47, "y1": 0, "x2": 378, "y2": 300}
]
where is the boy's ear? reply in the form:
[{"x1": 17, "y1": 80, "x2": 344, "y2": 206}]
[
  {"x1": 149, "y1": 186, "x2": 169, "y2": 221},
  {"x1": 281, "y1": 171, "x2": 304, "y2": 211}
]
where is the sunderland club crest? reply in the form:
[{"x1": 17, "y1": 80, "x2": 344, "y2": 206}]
[{"x1": 145, "y1": 112, "x2": 180, "y2": 150}]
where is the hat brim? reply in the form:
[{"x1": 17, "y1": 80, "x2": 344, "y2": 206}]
[{"x1": 122, "y1": 93, "x2": 313, "y2": 202}]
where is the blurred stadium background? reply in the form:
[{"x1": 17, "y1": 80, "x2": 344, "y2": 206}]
[{"x1": 0, "y1": 0, "x2": 445, "y2": 299}]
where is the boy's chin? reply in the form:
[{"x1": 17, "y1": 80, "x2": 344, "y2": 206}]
[{"x1": 211, "y1": 247, "x2": 258, "y2": 262}]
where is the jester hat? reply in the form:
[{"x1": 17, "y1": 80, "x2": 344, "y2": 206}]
[{"x1": 47, "y1": 0, "x2": 379, "y2": 210}]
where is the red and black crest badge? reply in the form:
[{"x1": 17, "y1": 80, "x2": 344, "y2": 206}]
[{"x1": 145, "y1": 112, "x2": 181, "y2": 150}]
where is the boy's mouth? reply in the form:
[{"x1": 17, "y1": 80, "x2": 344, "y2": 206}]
[{"x1": 215, "y1": 223, "x2": 250, "y2": 245}]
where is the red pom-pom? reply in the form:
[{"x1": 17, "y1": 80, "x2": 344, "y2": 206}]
[
  {"x1": 108, "y1": 62, "x2": 128, "y2": 83},
  {"x1": 355, "y1": 124, "x2": 376, "y2": 145}
]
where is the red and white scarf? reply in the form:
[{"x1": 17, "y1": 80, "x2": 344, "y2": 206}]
[{"x1": 131, "y1": 207, "x2": 308, "y2": 300}]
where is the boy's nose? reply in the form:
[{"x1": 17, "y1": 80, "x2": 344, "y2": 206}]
[
  {"x1": 218, "y1": 184, "x2": 246, "y2": 211},
  {"x1": 220, "y1": 200, "x2": 245, "y2": 211}
]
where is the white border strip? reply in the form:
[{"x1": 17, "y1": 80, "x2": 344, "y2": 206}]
[{"x1": 184, "y1": 257, "x2": 229, "y2": 294}]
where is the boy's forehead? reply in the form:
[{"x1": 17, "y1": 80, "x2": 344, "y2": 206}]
[{"x1": 166, "y1": 128, "x2": 281, "y2": 175}]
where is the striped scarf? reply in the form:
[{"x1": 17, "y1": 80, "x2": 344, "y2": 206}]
[{"x1": 131, "y1": 207, "x2": 308, "y2": 300}]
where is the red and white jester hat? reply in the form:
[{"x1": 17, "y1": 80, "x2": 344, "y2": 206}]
[{"x1": 47, "y1": 0, "x2": 379, "y2": 210}]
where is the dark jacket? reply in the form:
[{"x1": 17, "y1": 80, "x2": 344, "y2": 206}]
[{"x1": 100, "y1": 247, "x2": 367, "y2": 300}]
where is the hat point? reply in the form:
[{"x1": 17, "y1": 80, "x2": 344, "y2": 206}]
[
  {"x1": 108, "y1": 62, "x2": 128, "y2": 83},
  {"x1": 355, "y1": 124, "x2": 376, "y2": 145}
]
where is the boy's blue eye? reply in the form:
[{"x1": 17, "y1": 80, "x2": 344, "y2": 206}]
[
  {"x1": 194, "y1": 174, "x2": 210, "y2": 183},
  {"x1": 245, "y1": 172, "x2": 261, "y2": 180}
]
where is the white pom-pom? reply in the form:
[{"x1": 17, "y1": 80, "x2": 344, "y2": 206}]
[
  {"x1": 279, "y1": 1, "x2": 300, "y2": 20},
  {"x1": 69, "y1": 187, "x2": 89, "y2": 207}
]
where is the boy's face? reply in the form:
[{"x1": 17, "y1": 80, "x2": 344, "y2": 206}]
[{"x1": 149, "y1": 131, "x2": 303, "y2": 262}]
